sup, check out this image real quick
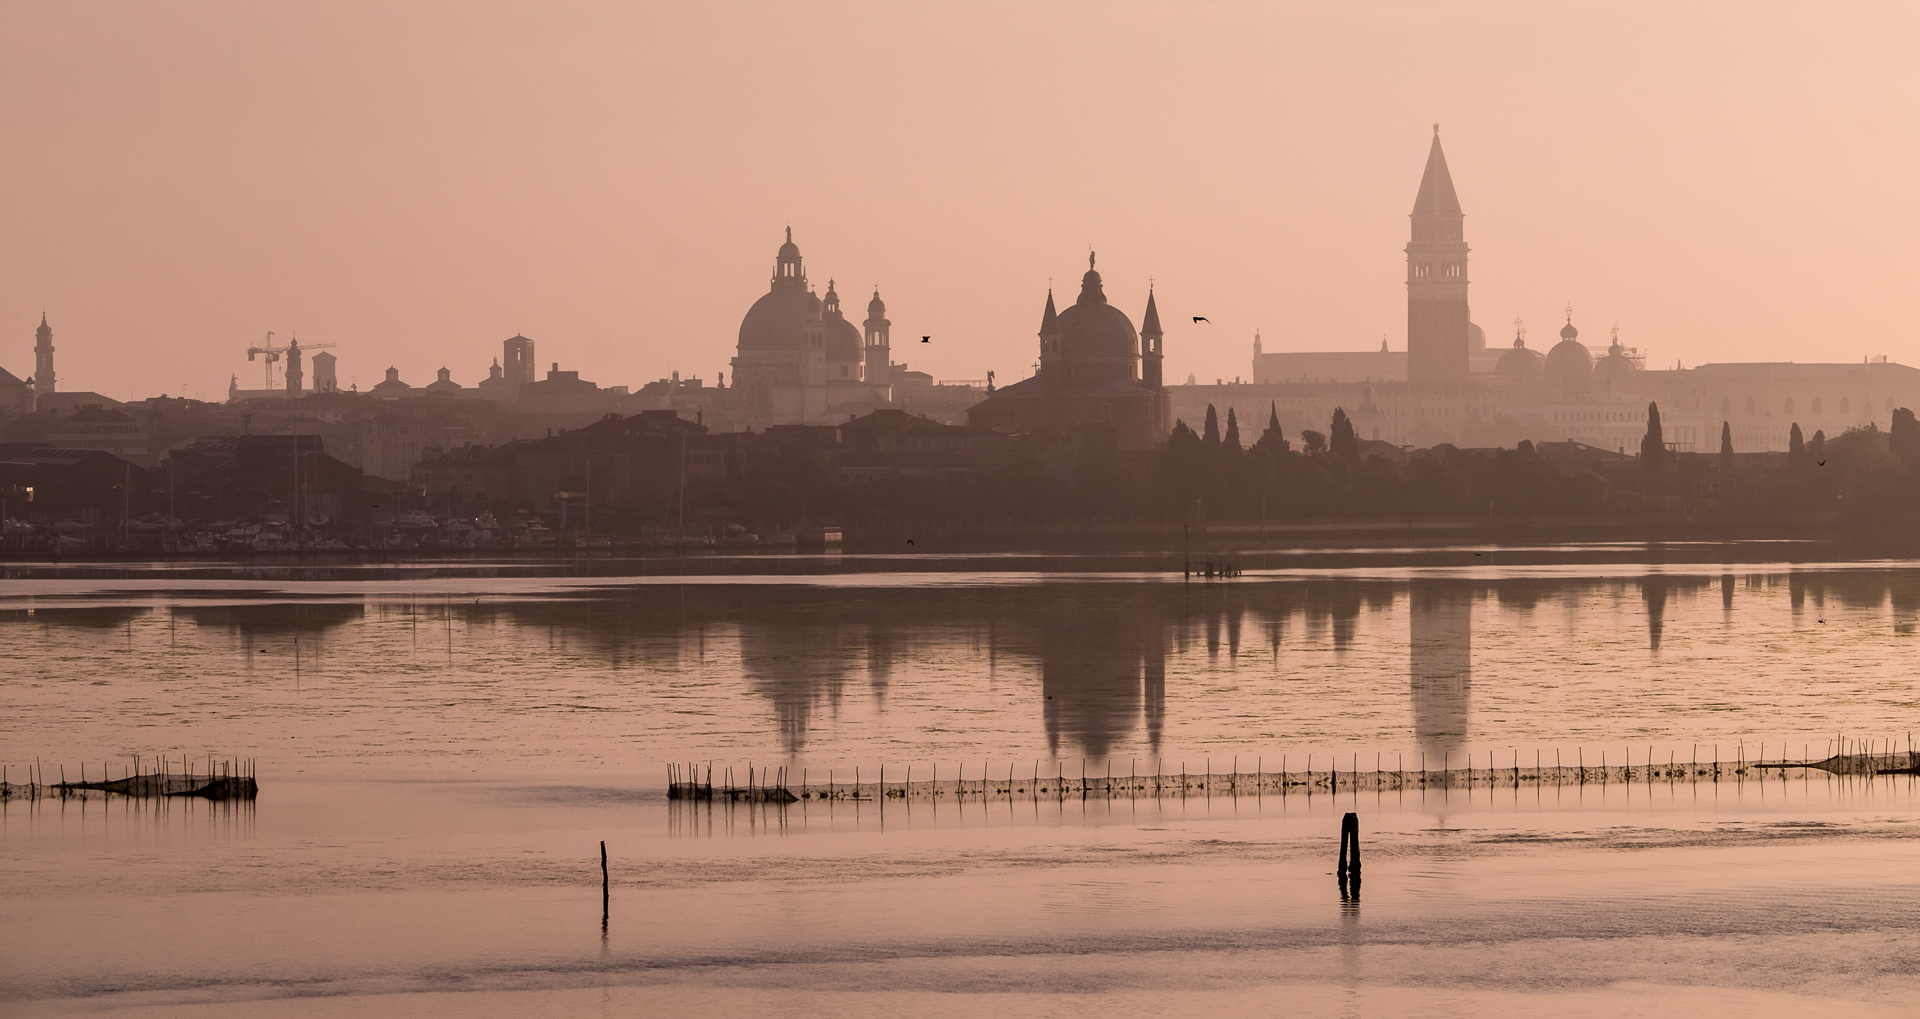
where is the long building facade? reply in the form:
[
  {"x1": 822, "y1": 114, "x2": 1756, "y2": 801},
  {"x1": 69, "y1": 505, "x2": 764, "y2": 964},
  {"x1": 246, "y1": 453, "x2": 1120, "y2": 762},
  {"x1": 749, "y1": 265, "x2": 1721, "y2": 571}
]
[{"x1": 1200, "y1": 130, "x2": 1920, "y2": 454}]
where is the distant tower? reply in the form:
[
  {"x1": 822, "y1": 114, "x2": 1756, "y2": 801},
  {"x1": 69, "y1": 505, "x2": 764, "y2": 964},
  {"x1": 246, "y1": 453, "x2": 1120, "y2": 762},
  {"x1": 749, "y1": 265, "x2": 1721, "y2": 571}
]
[
  {"x1": 285, "y1": 337, "x2": 304, "y2": 393},
  {"x1": 1036, "y1": 287, "x2": 1062, "y2": 411},
  {"x1": 33, "y1": 313, "x2": 53, "y2": 396},
  {"x1": 1406, "y1": 127, "x2": 1470, "y2": 384},
  {"x1": 503, "y1": 334, "x2": 535, "y2": 384},
  {"x1": 312, "y1": 350, "x2": 338, "y2": 393},
  {"x1": 1140, "y1": 286, "x2": 1164, "y2": 391},
  {"x1": 863, "y1": 288, "x2": 891, "y2": 386}
]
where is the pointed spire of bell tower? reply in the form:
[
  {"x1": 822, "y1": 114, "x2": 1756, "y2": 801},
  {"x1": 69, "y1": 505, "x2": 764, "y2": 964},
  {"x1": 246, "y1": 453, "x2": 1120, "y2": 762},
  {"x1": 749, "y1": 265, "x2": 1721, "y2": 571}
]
[{"x1": 1412, "y1": 126, "x2": 1462, "y2": 216}]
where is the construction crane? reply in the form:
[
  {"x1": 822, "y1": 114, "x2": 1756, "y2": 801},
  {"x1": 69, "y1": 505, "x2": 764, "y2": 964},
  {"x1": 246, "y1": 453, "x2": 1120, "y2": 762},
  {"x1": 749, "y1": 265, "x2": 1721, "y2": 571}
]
[{"x1": 246, "y1": 331, "x2": 338, "y2": 390}]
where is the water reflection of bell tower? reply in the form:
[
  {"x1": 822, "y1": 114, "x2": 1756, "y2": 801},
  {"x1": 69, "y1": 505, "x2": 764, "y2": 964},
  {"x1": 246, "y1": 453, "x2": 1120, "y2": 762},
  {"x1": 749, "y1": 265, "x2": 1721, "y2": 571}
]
[{"x1": 1409, "y1": 581, "x2": 1472, "y2": 756}]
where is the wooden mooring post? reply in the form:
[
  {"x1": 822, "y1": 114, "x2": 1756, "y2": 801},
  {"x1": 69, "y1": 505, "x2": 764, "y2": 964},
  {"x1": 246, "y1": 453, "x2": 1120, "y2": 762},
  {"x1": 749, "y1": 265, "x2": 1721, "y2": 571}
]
[{"x1": 1337, "y1": 812, "x2": 1361, "y2": 881}]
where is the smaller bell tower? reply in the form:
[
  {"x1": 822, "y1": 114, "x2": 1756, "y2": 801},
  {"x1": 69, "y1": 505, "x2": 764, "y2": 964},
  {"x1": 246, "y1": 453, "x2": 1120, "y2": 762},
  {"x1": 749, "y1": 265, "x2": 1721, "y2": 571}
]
[
  {"x1": 34, "y1": 313, "x2": 54, "y2": 396},
  {"x1": 863, "y1": 289, "x2": 891, "y2": 386}
]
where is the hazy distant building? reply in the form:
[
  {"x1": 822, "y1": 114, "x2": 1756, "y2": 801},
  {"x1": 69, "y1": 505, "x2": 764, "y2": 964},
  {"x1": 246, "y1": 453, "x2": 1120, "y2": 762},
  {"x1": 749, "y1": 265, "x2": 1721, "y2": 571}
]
[
  {"x1": 1252, "y1": 333, "x2": 1405, "y2": 384},
  {"x1": 370, "y1": 367, "x2": 413, "y2": 398},
  {"x1": 0, "y1": 365, "x2": 32, "y2": 415},
  {"x1": 312, "y1": 350, "x2": 339, "y2": 393},
  {"x1": 728, "y1": 229, "x2": 899, "y2": 428},
  {"x1": 1187, "y1": 128, "x2": 1920, "y2": 454},
  {"x1": 503, "y1": 334, "x2": 536, "y2": 384},
  {"x1": 47, "y1": 405, "x2": 148, "y2": 466},
  {"x1": 425, "y1": 367, "x2": 462, "y2": 393},
  {"x1": 966, "y1": 253, "x2": 1172, "y2": 450},
  {"x1": 1248, "y1": 129, "x2": 1490, "y2": 396}
]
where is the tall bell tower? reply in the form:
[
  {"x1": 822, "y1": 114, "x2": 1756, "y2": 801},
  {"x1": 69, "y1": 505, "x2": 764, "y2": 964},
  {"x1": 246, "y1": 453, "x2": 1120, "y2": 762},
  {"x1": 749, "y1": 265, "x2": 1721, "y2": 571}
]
[
  {"x1": 1406, "y1": 127, "x2": 1470, "y2": 384},
  {"x1": 863, "y1": 289, "x2": 891, "y2": 386},
  {"x1": 33, "y1": 313, "x2": 54, "y2": 396}
]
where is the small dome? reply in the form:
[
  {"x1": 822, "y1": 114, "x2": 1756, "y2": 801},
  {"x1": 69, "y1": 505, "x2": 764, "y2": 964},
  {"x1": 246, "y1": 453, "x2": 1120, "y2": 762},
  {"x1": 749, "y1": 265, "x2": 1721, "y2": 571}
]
[
  {"x1": 1595, "y1": 335, "x2": 1639, "y2": 378},
  {"x1": 777, "y1": 226, "x2": 799, "y2": 261},
  {"x1": 826, "y1": 317, "x2": 863, "y2": 362},
  {"x1": 1496, "y1": 337, "x2": 1544, "y2": 377},
  {"x1": 1560, "y1": 319, "x2": 1579, "y2": 341},
  {"x1": 868, "y1": 290, "x2": 886, "y2": 317}
]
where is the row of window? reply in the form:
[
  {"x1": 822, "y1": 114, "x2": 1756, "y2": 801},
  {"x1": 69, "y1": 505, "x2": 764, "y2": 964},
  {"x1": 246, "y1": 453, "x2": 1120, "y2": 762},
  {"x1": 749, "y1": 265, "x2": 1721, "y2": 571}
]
[
  {"x1": 1552, "y1": 409, "x2": 1647, "y2": 425},
  {"x1": 1409, "y1": 263, "x2": 1465, "y2": 279},
  {"x1": 1717, "y1": 395, "x2": 1889, "y2": 417}
]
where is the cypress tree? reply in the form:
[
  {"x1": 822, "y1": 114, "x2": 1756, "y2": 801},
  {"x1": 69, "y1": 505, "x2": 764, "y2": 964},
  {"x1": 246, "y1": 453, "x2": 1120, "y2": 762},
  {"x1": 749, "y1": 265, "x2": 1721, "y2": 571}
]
[
  {"x1": 1254, "y1": 402, "x2": 1289, "y2": 455},
  {"x1": 1224, "y1": 408, "x2": 1242, "y2": 451},
  {"x1": 1203, "y1": 404, "x2": 1220, "y2": 446},
  {"x1": 1640, "y1": 401, "x2": 1667, "y2": 471},
  {"x1": 1892, "y1": 408, "x2": 1920, "y2": 468},
  {"x1": 1788, "y1": 422, "x2": 1805, "y2": 470},
  {"x1": 1329, "y1": 407, "x2": 1359, "y2": 461},
  {"x1": 1719, "y1": 420, "x2": 1734, "y2": 470}
]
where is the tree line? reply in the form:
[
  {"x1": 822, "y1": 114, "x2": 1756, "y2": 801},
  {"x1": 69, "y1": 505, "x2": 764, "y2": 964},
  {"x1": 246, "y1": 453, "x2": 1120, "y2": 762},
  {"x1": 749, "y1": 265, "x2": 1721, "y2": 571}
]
[{"x1": 695, "y1": 401, "x2": 1920, "y2": 529}]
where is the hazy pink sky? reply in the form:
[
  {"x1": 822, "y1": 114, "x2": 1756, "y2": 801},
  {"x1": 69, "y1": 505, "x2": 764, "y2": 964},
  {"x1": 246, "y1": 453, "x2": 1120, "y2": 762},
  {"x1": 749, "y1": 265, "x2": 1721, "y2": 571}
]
[{"x1": 2, "y1": 1, "x2": 1916, "y2": 401}]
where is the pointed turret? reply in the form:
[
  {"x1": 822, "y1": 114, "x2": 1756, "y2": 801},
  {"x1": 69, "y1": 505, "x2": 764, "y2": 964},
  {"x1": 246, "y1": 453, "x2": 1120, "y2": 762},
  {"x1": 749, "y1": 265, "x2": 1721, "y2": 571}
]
[
  {"x1": 1039, "y1": 289, "x2": 1059, "y2": 337},
  {"x1": 1140, "y1": 287, "x2": 1164, "y2": 392},
  {"x1": 1411, "y1": 127, "x2": 1462, "y2": 216}
]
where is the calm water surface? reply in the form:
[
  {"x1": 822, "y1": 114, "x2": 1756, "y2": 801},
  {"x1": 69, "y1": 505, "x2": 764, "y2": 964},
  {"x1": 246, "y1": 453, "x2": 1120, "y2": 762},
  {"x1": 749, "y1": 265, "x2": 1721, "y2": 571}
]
[{"x1": 3, "y1": 545, "x2": 1919, "y2": 1015}]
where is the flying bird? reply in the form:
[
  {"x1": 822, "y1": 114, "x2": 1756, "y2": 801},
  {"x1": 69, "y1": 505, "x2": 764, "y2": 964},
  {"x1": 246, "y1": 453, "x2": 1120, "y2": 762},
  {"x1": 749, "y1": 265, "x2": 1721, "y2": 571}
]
[
  {"x1": 1817, "y1": 460, "x2": 1827, "y2": 467},
  {"x1": 1192, "y1": 316, "x2": 1210, "y2": 324},
  {"x1": 906, "y1": 539, "x2": 916, "y2": 545},
  {"x1": 921, "y1": 336, "x2": 931, "y2": 343}
]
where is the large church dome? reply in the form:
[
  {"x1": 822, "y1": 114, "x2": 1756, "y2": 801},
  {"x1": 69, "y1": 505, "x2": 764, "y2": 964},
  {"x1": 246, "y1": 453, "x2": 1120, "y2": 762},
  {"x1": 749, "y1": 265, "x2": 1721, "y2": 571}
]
[
  {"x1": 1545, "y1": 316, "x2": 1592, "y2": 381},
  {"x1": 1054, "y1": 259, "x2": 1138, "y2": 360},
  {"x1": 738, "y1": 228, "x2": 817, "y2": 351},
  {"x1": 738, "y1": 288, "x2": 814, "y2": 350},
  {"x1": 1496, "y1": 335, "x2": 1544, "y2": 378}
]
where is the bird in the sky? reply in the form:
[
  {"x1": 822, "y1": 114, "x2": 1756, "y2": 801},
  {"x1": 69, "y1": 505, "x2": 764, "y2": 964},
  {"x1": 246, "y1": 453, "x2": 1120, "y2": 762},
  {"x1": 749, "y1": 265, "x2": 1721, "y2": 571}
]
[
  {"x1": 1817, "y1": 460, "x2": 1827, "y2": 467},
  {"x1": 921, "y1": 336, "x2": 931, "y2": 343},
  {"x1": 906, "y1": 539, "x2": 916, "y2": 545},
  {"x1": 1192, "y1": 316, "x2": 1210, "y2": 323}
]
